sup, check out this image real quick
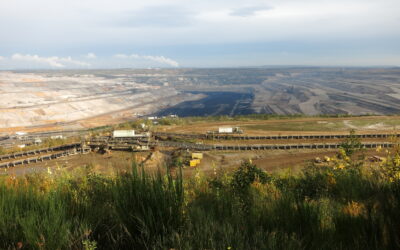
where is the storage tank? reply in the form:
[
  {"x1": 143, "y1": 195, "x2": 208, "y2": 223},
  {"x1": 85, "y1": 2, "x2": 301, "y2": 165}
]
[{"x1": 113, "y1": 130, "x2": 135, "y2": 138}]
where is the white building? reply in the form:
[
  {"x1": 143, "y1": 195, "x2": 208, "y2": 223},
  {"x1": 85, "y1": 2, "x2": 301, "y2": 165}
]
[
  {"x1": 51, "y1": 135, "x2": 64, "y2": 139},
  {"x1": 218, "y1": 127, "x2": 233, "y2": 133},
  {"x1": 34, "y1": 138, "x2": 42, "y2": 145},
  {"x1": 113, "y1": 130, "x2": 136, "y2": 138}
]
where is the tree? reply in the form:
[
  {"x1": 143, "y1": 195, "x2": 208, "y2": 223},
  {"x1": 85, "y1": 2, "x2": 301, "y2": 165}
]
[{"x1": 339, "y1": 129, "x2": 362, "y2": 158}]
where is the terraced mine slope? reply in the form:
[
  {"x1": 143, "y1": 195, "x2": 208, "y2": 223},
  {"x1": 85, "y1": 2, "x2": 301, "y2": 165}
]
[
  {"x1": 155, "y1": 67, "x2": 400, "y2": 116},
  {"x1": 1, "y1": 67, "x2": 400, "y2": 131},
  {"x1": 0, "y1": 71, "x2": 202, "y2": 130}
]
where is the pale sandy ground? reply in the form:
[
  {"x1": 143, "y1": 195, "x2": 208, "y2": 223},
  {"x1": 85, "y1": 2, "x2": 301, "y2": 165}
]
[{"x1": 0, "y1": 72, "x2": 202, "y2": 131}]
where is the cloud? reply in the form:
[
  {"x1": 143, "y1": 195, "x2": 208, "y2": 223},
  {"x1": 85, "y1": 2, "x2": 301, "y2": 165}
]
[
  {"x1": 11, "y1": 54, "x2": 90, "y2": 68},
  {"x1": 85, "y1": 53, "x2": 97, "y2": 59},
  {"x1": 11, "y1": 54, "x2": 63, "y2": 67},
  {"x1": 229, "y1": 6, "x2": 273, "y2": 17},
  {"x1": 114, "y1": 54, "x2": 129, "y2": 59},
  {"x1": 0, "y1": 56, "x2": 4, "y2": 60},
  {"x1": 113, "y1": 6, "x2": 194, "y2": 28},
  {"x1": 114, "y1": 53, "x2": 179, "y2": 67},
  {"x1": 0, "y1": 0, "x2": 399, "y2": 67}
]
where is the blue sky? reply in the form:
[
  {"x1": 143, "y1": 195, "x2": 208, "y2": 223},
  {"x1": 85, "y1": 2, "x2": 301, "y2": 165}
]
[{"x1": 0, "y1": 0, "x2": 399, "y2": 69}]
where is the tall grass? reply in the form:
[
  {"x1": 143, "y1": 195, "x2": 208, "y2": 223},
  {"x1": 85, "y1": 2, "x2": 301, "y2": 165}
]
[{"x1": 2, "y1": 150, "x2": 400, "y2": 249}]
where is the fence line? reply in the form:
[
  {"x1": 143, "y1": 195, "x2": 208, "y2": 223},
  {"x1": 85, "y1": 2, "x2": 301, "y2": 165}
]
[
  {"x1": 153, "y1": 132, "x2": 400, "y2": 140},
  {"x1": 0, "y1": 146, "x2": 90, "y2": 168},
  {"x1": 0, "y1": 143, "x2": 82, "y2": 161},
  {"x1": 156, "y1": 141, "x2": 394, "y2": 151}
]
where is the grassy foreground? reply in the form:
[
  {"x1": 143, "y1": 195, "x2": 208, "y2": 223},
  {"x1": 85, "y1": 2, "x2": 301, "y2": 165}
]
[{"x1": 2, "y1": 138, "x2": 400, "y2": 249}]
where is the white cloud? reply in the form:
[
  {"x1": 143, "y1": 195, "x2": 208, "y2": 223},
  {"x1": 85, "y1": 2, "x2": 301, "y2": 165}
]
[
  {"x1": 85, "y1": 53, "x2": 97, "y2": 59},
  {"x1": 11, "y1": 54, "x2": 63, "y2": 67},
  {"x1": 114, "y1": 54, "x2": 129, "y2": 59},
  {"x1": 60, "y1": 56, "x2": 90, "y2": 67},
  {"x1": 0, "y1": 56, "x2": 4, "y2": 60},
  {"x1": 114, "y1": 53, "x2": 179, "y2": 67},
  {"x1": 229, "y1": 6, "x2": 273, "y2": 17},
  {"x1": 11, "y1": 54, "x2": 90, "y2": 68}
]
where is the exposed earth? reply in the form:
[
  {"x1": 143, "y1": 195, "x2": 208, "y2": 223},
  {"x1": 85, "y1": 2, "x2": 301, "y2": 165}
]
[{"x1": 1, "y1": 67, "x2": 400, "y2": 132}]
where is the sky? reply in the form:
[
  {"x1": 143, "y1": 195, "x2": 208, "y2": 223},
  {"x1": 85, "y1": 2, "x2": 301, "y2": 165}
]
[{"x1": 0, "y1": 0, "x2": 399, "y2": 69}]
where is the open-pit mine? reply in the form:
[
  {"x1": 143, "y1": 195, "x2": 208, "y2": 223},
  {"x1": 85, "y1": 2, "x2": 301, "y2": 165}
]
[{"x1": 1, "y1": 67, "x2": 400, "y2": 132}]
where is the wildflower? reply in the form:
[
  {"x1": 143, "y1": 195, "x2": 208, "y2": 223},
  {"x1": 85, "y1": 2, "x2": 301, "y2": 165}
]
[
  {"x1": 338, "y1": 148, "x2": 346, "y2": 158},
  {"x1": 337, "y1": 163, "x2": 345, "y2": 170},
  {"x1": 194, "y1": 170, "x2": 201, "y2": 184},
  {"x1": 376, "y1": 145, "x2": 382, "y2": 152},
  {"x1": 327, "y1": 175, "x2": 336, "y2": 185},
  {"x1": 212, "y1": 161, "x2": 217, "y2": 176},
  {"x1": 394, "y1": 156, "x2": 400, "y2": 166},
  {"x1": 343, "y1": 201, "x2": 365, "y2": 217}
]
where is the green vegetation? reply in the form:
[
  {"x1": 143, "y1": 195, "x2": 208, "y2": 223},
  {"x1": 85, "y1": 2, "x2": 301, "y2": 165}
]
[
  {"x1": 153, "y1": 114, "x2": 365, "y2": 126},
  {"x1": 97, "y1": 113, "x2": 400, "y2": 133},
  {"x1": 241, "y1": 118, "x2": 400, "y2": 132},
  {"x1": 118, "y1": 114, "x2": 377, "y2": 130},
  {"x1": 349, "y1": 117, "x2": 400, "y2": 128},
  {"x1": 148, "y1": 113, "x2": 400, "y2": 133},
  {"x1": 242, "y1": 120, "x2": 347, "y2": 131},
  {"x1": 2, "y1": 135, "x2": 400, "y2": 249}
]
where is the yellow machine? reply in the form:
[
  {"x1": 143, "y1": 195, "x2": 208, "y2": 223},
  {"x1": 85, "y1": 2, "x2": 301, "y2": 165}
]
[
  {"x1": 192, "y1": 152, "x2": 203, "y2": 159},
  {"x1": 190, "y1": 160, "x2": 198, "y2": 167},
  {"x1": 188, "y1": 152, "x2": 203, "y2": 167}
]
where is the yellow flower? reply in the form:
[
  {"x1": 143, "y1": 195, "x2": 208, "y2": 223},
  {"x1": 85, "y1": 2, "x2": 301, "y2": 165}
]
[
  {"x1": 337, "y1": 164, "x2": 345, "y2": 170},
  {"x1": 327, "y1": 174, "x2": 336, "y2": 185},
  {"x1": 394, "y1": 157, "x2": 400, "y2": 166},
  {"x1": 376, "y1": 146, "x2": 382, "y2": 153},
  {"x1": 343, "y1": 201, "x2": 365, "y2": 217}
]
